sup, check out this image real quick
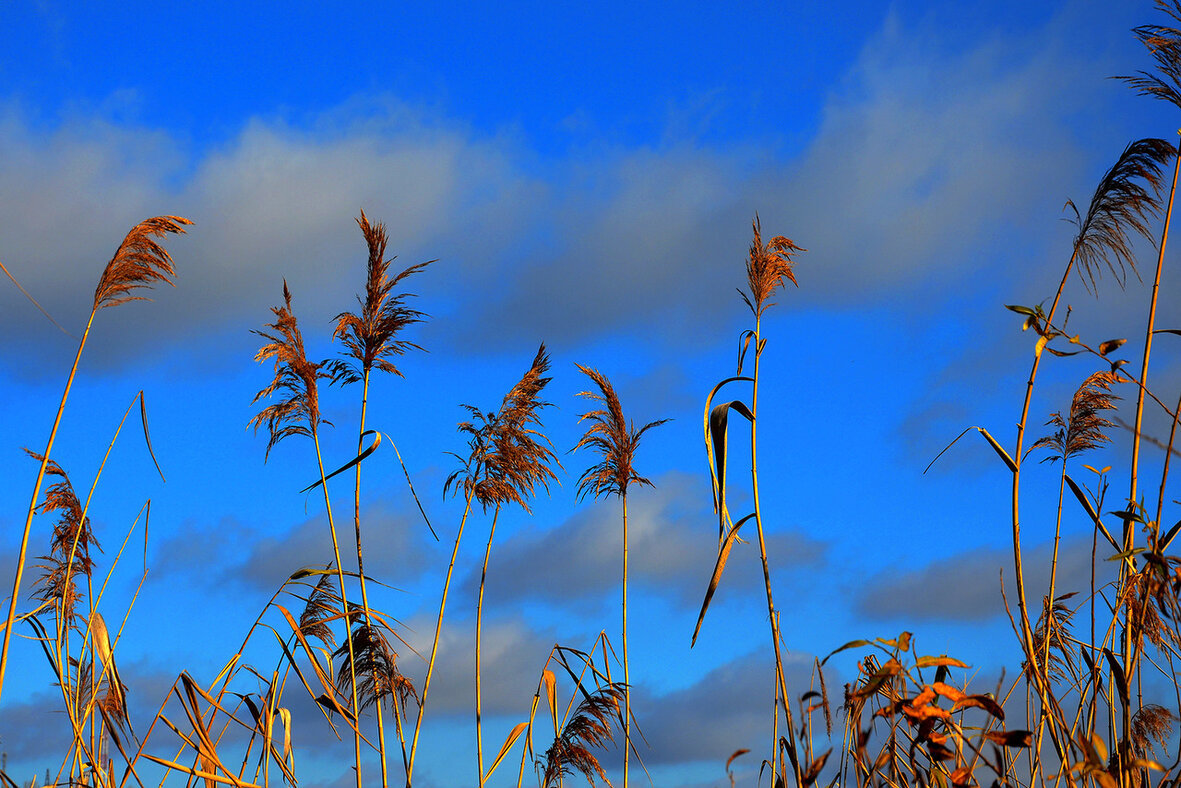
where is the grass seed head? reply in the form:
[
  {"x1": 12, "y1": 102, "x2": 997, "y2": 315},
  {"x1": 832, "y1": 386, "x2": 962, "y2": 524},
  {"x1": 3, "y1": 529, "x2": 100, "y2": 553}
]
[
  {"x1": 1031, "y1": 370, "x2": 1121, "y2": 463},
  {"x1": 540, "y1": 682, "x2": 625, "y2": 787},
  {"x1": 250, "y1": 281, "x2": 334, "y2": 459},
  {"x1": 741, "y1": 215, "x2": 804, "y2": 318},
  {"x1": 331, "y1": 210, "x2": 433, "y2": 384},
  {"x1": 572, "y1": 364, "x2": 668, "y2": 501},
  {"x1": 93, "y1": 216, "x2": 192, "y2": 311},
  {"x1": 1064, "y1": 138, "x2": 1174, "y2": 292},
  {"x1": 445, "y1": 344, "x2": 559, "y2": 512}
]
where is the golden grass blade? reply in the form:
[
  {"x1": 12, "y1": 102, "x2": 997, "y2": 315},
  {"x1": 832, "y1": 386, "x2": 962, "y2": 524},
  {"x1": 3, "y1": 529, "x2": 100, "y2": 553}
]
[
  {"x1": 279, "y1": 708, "x2": 292, "y2": 764},
  {"x1": 139, "y1": 755, "x2": 261, "y2": 788},
  {"x1": 543, "y1": 669, "x2": 559, "y2": 738},
  {"x1": 702, "y1": 377, "x2": 753, "y2": 524},
  {"x1": 977, "y1": 427, "x2": 1018, "y2": 472},
  {"x1": 709, "y1": 401, "x2": 755, "y2": 540},
  {"x1": 1064, "y1": 475, "x2": 1121, "y2": 551},
  {"x1": 484, "y1": 721, "x2": 528, "y2": 782},
  {"x1": 388, "y1": 434, "x2": 438, "y2": 541},
  {"x1": 299, "y1": 430, "x2": 383, "y2": 493},
  {"x1": 137, "y1": 392, "x2": 165, "y2": 482},
  {"x1": 692, "y1": 514, "x2": 755, "y2": 647},
  {"x1": 802, "y1": 749, "x2": 831, "y2": 787},
  {"x1": 1102, "y1": 647, "x2": 1129, "y2": 710},
  {"x1": 726, "y1": 749, "x2": 750, "y2": 773},
  {"x1": 913, "y1": 655, "x2": 968, "y2": 669},
  {"x1": 0, "y1": 257, "x2": 72, "y2": 336},
  {"x1": 89, "y1": 611, "x2": 125, "y2": 715}
]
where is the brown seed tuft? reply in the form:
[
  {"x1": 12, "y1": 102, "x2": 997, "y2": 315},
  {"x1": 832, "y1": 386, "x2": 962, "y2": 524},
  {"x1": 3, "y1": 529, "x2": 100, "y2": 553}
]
[{"x1": 92, "y1": 216, "x2": 192, "y2": 310}]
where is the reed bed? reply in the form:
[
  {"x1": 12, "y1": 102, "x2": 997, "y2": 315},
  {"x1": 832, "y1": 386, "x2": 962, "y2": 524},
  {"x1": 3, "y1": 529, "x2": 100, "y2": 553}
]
[{"x1": 8, "y1": 4, "x2": 1181, "y2": 788}]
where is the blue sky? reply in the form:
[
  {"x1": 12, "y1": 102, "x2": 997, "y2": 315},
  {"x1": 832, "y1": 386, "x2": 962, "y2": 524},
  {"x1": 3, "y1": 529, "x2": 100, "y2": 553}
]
[{"x1": 2, "y1": 1, "x2": 1181, "y2": 786}]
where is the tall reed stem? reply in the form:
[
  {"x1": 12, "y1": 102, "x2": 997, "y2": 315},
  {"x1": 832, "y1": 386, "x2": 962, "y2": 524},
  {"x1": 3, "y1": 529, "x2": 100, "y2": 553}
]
[
  {"x1": 0, "y1": 310, "x2": 96, "y2": 703},
  {"x1": 621, "y1": 493, "x2": 631, "y2": 788},
  {"x1": 407, "y1": 494, "x2": 474, "y2": 787},
  {"x1": 312, "y1": 432, "x2": 363, "y2": 788},
  {"x1": 475, "y1": 506, "x2": 501, "y2": 788},
  {"x1": 353, "y1": 372, "x2": 393, "y2": 787},
  {"x1": 750, "y1": 312, "x2": 801, "y2": 788},
  {"x1": 1123, "y1": 134, "x2": 1180, "y2": 753}
]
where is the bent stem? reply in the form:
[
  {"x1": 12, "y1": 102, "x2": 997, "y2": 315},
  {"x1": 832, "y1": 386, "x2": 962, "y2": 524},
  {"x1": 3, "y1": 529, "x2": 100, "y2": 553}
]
[{"x1": 0, "y1": 309, "x2": 96, "y2": 703}]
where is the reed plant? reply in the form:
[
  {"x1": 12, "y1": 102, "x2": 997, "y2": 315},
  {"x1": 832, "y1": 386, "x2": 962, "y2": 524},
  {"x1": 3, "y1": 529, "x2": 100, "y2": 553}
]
[
  {"x1": 0, "y1": 217, "x2": 191, "y2": 703},
  {"x1": 330, "y1": 210, "x2": 433, "y2": 786},
  {"x1": 250, "y1": 281, "x2": 364, "y2": 788},
  {"x1": 572, "y1": 365, "x2": 667, "y2": 787},
  {"x1": 16, "y1": 8, "x2": 1181, "y2": 788}
]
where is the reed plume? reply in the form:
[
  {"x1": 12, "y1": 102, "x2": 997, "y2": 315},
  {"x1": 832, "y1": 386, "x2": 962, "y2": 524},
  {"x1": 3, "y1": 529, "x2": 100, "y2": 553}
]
[
  {"x1": 1065, "y1": 138, "x2": 1174, "y2": 291},
  {"x1": 24, "y1": 450, "x2": 99, "y2": 624},
  {"x1": 330, "y1": 210, "x2": 432, "y2": 385},
  {"x1": 445, "y1": 344, "x2": 558, "y2": 511},
  {"x1": 1032, "y1": 370, "x2": 1120, "y2": 463},
  {"x1": 92, "y1": 216, "x2": 193, "y2": 310},
  {"x1": 1120, "y1": 1, "x2": 1181, "y2": 112},
  {"x1": 540, "y1": 683, "x2": 625, "y2": 788},
  {"x1": 298, "y1": 573, "x2": 340, "y2": 649},
  {"x1": 573, "y1": 365, "x2": 667, "y2": 787},
  {"x1": 0, "y1": 215, "x2": 191, "y2": 703},
  {"x1": 740, "y1": 215, "x2": 803, "y2": 318},
  {"x1": 249, "y1": 281, "x2": 333, "y2": 458}
]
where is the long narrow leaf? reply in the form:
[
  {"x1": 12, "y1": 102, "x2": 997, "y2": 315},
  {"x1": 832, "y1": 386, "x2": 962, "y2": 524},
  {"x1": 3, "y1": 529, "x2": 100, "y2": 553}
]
[{"x1": 691, "y1": 514, "x2": 755, "y2": 646}]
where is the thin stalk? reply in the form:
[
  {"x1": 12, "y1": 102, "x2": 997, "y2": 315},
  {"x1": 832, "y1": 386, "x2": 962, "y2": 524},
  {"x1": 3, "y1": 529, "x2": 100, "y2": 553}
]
[
  {"x1": 750, "y1": 312, "x2": 802, "y2": 788},
  {"x1": 475, "y1": 506, "x2": 501, "y2": 788},
  {"x1": 621, "y1": 493, "x2": 631, "y2": 788},
  {"x1": 312, "y1": 432, "x2": 362, "y2": 788},
  {"x1": 0, "y1": 309, "x2": 96, "y2": 703},
  {"x1": 407, "y1": 493, "x2": 475, "y2": 787},
  {"x1": 353, "y1": 371, "x2": 392, "y2": 787},
  {"x1": 1124, "y1": 135, "x2": 1181, "y2": 753},
  {"x1": 1155, "y1": 389, "x2": 1181, "y2": 528},
  {"x1": 1012, "y1": 243, "x2": 1081, "y2": 768}
]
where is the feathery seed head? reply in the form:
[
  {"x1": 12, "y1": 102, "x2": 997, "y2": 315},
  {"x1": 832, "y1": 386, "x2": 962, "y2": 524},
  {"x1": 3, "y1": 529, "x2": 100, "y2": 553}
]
[
  {"x1": 24, "y1": 450, "x2": 99, "y2": 622},
  {"x1": 331, "y1": 210, "x2": 433, "y2": 385},
  {"x1": 1032, "y1": 370, "x2": 1121, "y2": 463},
  {"x1": 741, "y1": 215, "x2": 804, "y2": 318},
  {"x1": 573, "y1": 364, "x2": 668, "y2": 500},
  {"x1": 1065, "y1": 138, "x2": 1174, "y2": 291},
  {"x1": 250, "y1": 281, "x2": 333, "y2": 459},
  {"x1": 540, "y1": 682, "x2": 625, "y2": 787},
  {"x1": 445, "y1": 344, "x2": 559, "y2": 512},
  {"x1": 93, "y1": 216, "x2": 192, "y2": 311}
]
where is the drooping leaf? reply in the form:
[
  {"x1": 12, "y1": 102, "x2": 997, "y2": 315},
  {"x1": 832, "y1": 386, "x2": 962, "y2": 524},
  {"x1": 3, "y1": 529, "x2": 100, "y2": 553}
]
[{"x1": 708, "y1": 400, "x2": 754, "y2": 540}]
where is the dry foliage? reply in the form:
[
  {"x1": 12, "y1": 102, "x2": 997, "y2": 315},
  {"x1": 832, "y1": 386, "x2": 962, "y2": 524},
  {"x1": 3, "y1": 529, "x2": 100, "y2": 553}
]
[
  {"x1": 740, "y1": 215, "x2": 804, "y2": 317},
  {"x1": 445, "y1": 344, "x2": 559, "y2": 512},
  {"x1": 92, "y1": 216, "x2": 192, "y2": 310},
  {"x1": 540, "y1": 683, "x2": 625, "y2": 788},
  {"x1": 330, "y1": 210, "x2": 433, "y2": 384},
  {"x1": 249, "y1": 281, "x2": 333, "y2": 458}
]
